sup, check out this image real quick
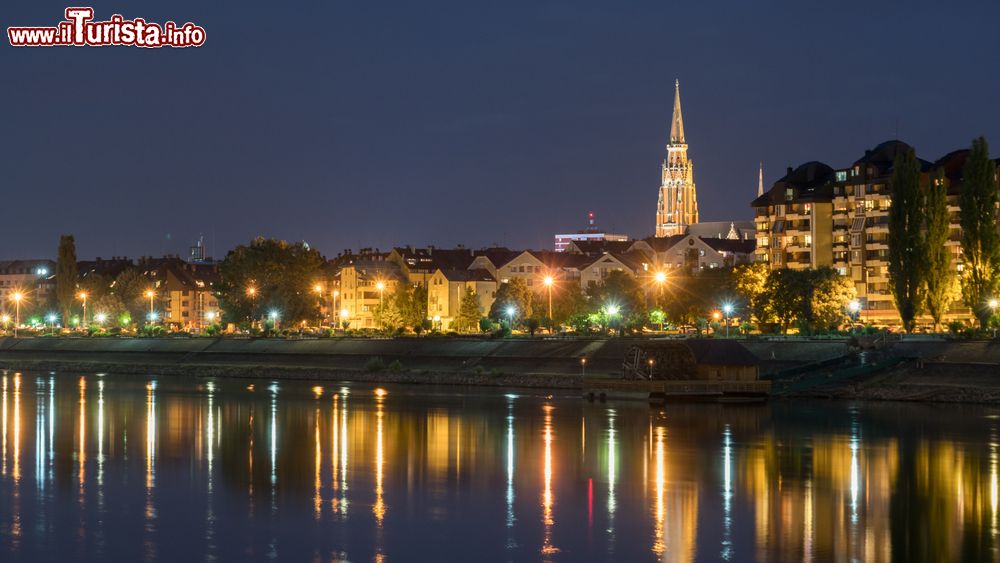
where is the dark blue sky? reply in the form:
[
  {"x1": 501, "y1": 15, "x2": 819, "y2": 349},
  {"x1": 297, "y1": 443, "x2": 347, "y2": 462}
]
[{"x1": 3, "y1": 0, "x2": 1000, "y2": 259}]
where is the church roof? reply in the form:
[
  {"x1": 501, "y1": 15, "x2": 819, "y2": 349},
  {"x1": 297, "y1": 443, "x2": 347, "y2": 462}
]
[{"x1": 669, "y1": 79, "x2": 685, "y2": 145}]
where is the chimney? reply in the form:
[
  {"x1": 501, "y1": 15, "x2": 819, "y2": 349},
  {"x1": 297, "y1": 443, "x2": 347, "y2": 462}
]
[{"x1": 786, "y1": 166, "x2": 793, "y2": 176}]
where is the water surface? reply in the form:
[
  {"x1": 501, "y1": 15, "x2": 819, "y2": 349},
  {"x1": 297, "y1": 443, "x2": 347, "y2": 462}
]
[{"x1": 0, "y1": 371, "x2": 996, "y2": 562}]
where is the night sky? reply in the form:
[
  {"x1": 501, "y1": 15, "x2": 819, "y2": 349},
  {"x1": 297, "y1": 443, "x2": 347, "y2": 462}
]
[{"x1": 3, "y1": 1, "x2": 1000, "y2": 260}]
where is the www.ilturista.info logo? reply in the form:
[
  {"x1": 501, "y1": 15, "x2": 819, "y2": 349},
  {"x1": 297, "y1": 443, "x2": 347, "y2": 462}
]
[{"x1": 8, "y1": 7, "x2": 205, "y2": 48}]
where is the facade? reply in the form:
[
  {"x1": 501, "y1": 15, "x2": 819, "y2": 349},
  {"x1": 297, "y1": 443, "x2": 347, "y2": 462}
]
[
  {"x1": 141, "y1": 257, "x2": 221, "y2": 330},
  {"x1": 655, "y1": 80, "x2": 699, "y2": 237},
  {"x1": 0, "y1": 260, "x2": 56, "y2": 317},
  {"x1": 338, "y1": 250, "x2": 405, "y2": 329},
  {"x1": 751, "y1": 139, "x2": 996, "y2": 326},
  {"x1": 629, "y1": 235, "x2": 756, "y2": 271},
  {"x1": 751, "y1": 162, "x2": 836, "y2": 270},
  {"x1": 426, "y1": 269, "x2": 497, "y2": 330}
]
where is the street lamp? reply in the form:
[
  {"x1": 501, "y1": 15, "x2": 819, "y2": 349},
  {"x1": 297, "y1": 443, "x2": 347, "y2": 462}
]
[
  {"x1": 77, "y1": 291, "x2": 88, "y2": 328},
  {"x1": 246, "y1": 285, "x2": 258, "y2": 327},
  {"x1": 543, "y1": 275, "x2": 554, "y2": 330},
  {"x1": 722, "y1": 303, "x2": 734, "y2": 338},
  {"x1": 606, "y1": 304, "x2": 620, "y2": 335},
  {"x1": 313, "y1": 283, "x2": 324, "y2": 328},
  {"x1": 340, "y1": 308, "x2": 350, "y2": 330},
  {"x1": 653, "y1": 270, "x2": 667, "y2": 310},
  {"x1": 375, "y1": 280, "x2": 386, "y2": 329},
  {"x1": 990, "y1": 299, "x2": 999, "y2": 337},
  {"x1": 580, "y1": 356, "x2": 587, "y2": 377},
  {"x1": 144, "y1": 289, "x2": 156, "y2": 324},
  {"x1": 848, "y1": 299, "x2": 861, "y2": 326},
  {"x1": 46, "y1": 313, "x2": 57, "y2": 336},
  {"x1": 269, "y1": 310, "x2": 280, "y2": 331},
  {"x1": 647, "y1": 357, "x2": 655, "y2": 378},
  {"x1": 95, "y1": 313, "x2": 107, "y2": 327},
  {"x1": 506, "y1": 305, "x2": 516, "y2": 333},
  {"x1": 10, "y1": 292, "x2": 23, "y2": 338}
]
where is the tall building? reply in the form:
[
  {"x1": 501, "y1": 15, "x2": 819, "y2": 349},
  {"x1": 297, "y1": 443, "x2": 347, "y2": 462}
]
[
  {"x1": 655, "y1": 80, "x2": 699, "y2": 237},
  {"x1": 752, "y1": 139, "x2": 997, "y2": 326},
  {"x1": 553, "y1": 212, "x2": 629, "y2": 252}
]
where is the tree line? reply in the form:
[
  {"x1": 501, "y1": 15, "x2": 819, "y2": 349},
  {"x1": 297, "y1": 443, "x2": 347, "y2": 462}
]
[{"x1": 889, "y1": 137, "x2": 998, "y2": 331}]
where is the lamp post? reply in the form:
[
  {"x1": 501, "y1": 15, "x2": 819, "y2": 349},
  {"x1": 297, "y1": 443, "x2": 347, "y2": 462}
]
[
  {"x1": 848, "y1": 299, "x2": 861, "y2": 327},
  {"x1": 654, "y1": 270, "x2": 667, "y2": 322},
  {"x1": 580, "y1": 356, "x2": 587, "y2": 377},
  {"x1": 46, "y1": 313, "x2": 57, "y2": 336},
  {"x1": 606, "y1": 304, "x2": 620, "y2": 335},
  {"x1": 543, "y1": 275, "x2": 554, "y2": 331},
  {"x1": 246, "y1": 285, "x2": 258, "y2": 328},
  {"x1": 77, "y1": 291, "x2": 88, "y2": 329},
  {"x1": 990, "y1": 298, "x2": 998, "y2": 338},
  {"x1": 11, "y1": 292, "x2": 23, "y2": 338},
  {"x1": 313, "y1": 283, "x2": 324, "y2": 328},
  {"x1": 333, "y1": 290, "x2": 340, "y2": 326},
  {"x1": 144, "y1": 289, "x2": 156, "y2": 325},
  {"x1": 375, "y1": 281, "x2": 386, "y2": 330},
  {"x1": 647, "y1": 357, "x2": 655, "y2": 378},
  {"x1": 723, "y1": 304, "x2": 734, "y2": 338},
  {"x1": 340, "y1": 308, "x2": 350, "y2": 330},
  {"x1": 506, "y1": 305, "x2": 516, "y2": 334}
]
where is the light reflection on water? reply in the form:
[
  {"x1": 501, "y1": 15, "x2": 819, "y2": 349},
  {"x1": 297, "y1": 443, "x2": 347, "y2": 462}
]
[{"x1": 0, "y1": 372, "x2": 996, "y2": 561}]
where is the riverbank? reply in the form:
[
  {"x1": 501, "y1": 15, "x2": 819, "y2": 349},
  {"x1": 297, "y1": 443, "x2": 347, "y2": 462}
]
[
  {"x1": 5, "y1": 336, "x2": 1000, "y2": 404},
  {"x1": 0, "y1": 336, "x2": 846, "y2": 389},
  {"x1": 791, "y1": 340, "x2": 1000, "y2": 404}
]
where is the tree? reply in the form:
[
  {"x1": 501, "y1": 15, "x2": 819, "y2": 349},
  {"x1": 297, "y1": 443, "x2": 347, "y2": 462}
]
[
  {"x1": 386, "y1": 284, "x2": 427, "y2": 332},
  {"x1": 216, "y1": 238, "x2": 325, "y2": 325},
  {"x1": 489, "y1": 278, "x2": 533, "y2": 323},
  {"x1": 56, "y1": 235, "x2": 77, "y2": 324},
  {"x1": 585, "y1": 270, "x2": 644, "y2": 317},
  {"x1": 453, "y1": 290, "x2": 482, "y2": 333},
  {"x1": 764, "y1": 269, "x2": 808, "y2": 333},
  {"x1": 960, "y1": 136, "x2": 1000, "y2": 328},
  {"x1": 887, "y1": 146, "x2": 926, "y2": 332},
  {"x1": 733, "y1": 262, "x2": 771, "y2": 323},
  {"x1": 809, "y1": 269, "x2": 857, "y2": 331},
  {"x1": 111, "y1": 268, "x2": 150, "y2": 325},
  {"x1": 373, "y1": 297, "x2": 404, "y2": 331},
  {"x1": 924, "y1": 168, "x2": 959, "y2": 330},
  {"x1": 550, "y1": 285, "x2": 589, "y2": 326}
]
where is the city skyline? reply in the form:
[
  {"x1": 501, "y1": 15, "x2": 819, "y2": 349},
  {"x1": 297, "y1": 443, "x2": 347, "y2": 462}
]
[{"x1": 4, "y1": 1, "x2": 1000, "y2": 260}]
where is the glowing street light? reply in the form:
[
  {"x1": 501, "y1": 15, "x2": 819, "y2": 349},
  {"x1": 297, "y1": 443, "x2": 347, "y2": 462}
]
[
  {"x1": 990, "y1": 299, "x2": 999, "y2": 337},
  {"x1": 543, "y1": 275, "x2": 554, "y2": 329},
  {"x1": 10, "y1": 292, "x2": 23, "y2": 338},
  {"x1": 77, "y1": 291, "x2": 88, "y2": 328},
  {"x1": 46, "y1": 313, "x2": 57, "y2": 336},
  {"x1": 340, "y1": 308, "x2": 350, "y2": 330},
  {"x1": 144, "y1": 289, "x2": 156, "y2": 323},
  {"x1": 95, "y1": 313, "x2": 107, "y2": 326},
  {"x1": 722, "y1": 303, "x2": 734, "y2": 338},
  {"x1": 506, "y1": 305, "x2": 517, "y2": 332}
]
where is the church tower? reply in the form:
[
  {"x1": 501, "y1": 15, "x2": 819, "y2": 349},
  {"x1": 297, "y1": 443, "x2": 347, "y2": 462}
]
[{"x1": 655, "y1": 80, "x2": 699, "y2": 237}]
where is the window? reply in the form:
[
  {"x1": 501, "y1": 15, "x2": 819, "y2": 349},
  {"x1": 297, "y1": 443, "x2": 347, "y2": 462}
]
[
  {"x1": 854, "y1": 184, "x2": 864, "y2": 198},
  {"x1": 836, "y1": 171, "x2": 847, "y2": 182},
  {"x1": 804, "y1": 235, "x2": 812, "y2": 247},
  {"x1": 851, "y1": 217, "x2": 866, "y2": 231},
  {"x1": 803, "y1": 203, "x2": 812, "y2": 213},
  {"x1": 785, "y1": 188, "x2": 794, "y2": 201}
]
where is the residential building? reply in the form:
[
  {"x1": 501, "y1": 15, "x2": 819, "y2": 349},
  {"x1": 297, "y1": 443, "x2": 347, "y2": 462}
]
[
  {"x1": 338, "y1": 250, "x2": 405, "y2": 329},
  {"x1": 0, "y1": 259, "x2": 56, "y2": 316},
  {"x1": 751, "y1": 161, "x2": 836, "y2": 270},
  {"x1": 753, "y1": 139, "x2": 998, "y2": 326},
  {"x1": 655, "y1": 80, "x2": 699, "y2": 237},
  {"x1": 140, "y1": 257, "x2": 221, "y2": 330},
  {"x1": 426, "y1": 268, "x2": 497, "y2": 330},
  {"x1": 629, "y1": 235, "x2": 756, "y2": 271}
]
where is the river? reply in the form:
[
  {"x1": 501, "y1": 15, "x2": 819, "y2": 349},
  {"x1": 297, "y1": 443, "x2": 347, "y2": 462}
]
[{"x1": 0, "y1": 371, "x2": 995, "y2": 562}]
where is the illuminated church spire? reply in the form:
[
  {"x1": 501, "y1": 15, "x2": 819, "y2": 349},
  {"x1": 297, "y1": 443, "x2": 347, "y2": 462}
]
[
  {"x1": 758, "y1": 162, "x2": 764, "y2": 197},
  {"x1": 655, "y1": 79, "x2": 698, "y2": 237},
  {"x1": 669, "y1": 79, "x2": 685, "y2": 144}
]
